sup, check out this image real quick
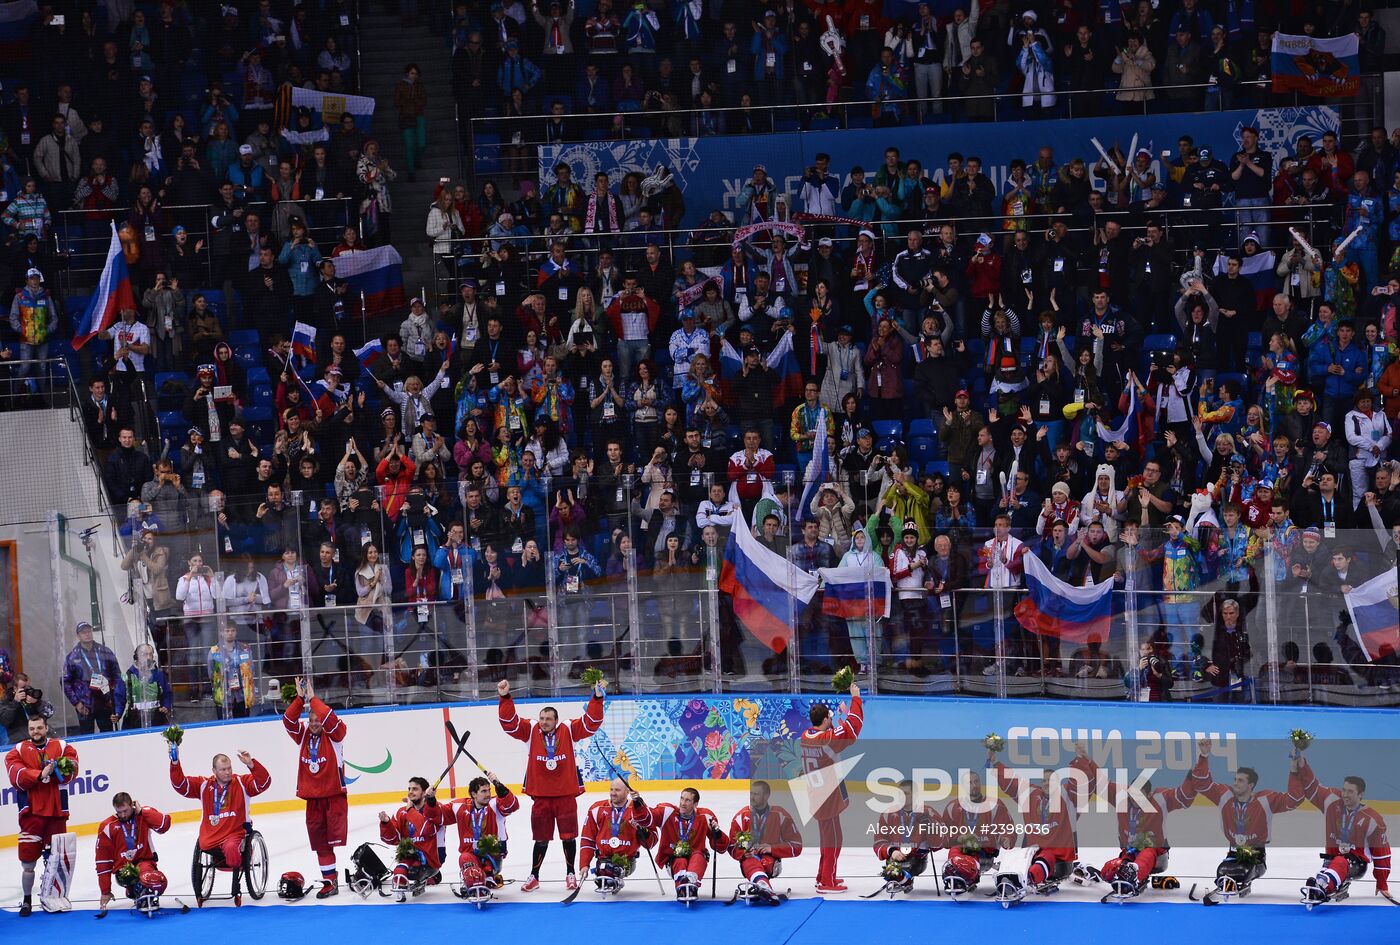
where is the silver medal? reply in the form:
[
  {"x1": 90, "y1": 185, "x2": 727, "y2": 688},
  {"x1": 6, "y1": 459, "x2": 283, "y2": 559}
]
[
  {"x1": 309, "y1": 761, "x2": 321, "y2": 774},
  {"x1": 545, "y1": 759, "x2": 558, "y2": 771},
  {"x1": 608, "y1": 836, "x2": 621, "y2": 849}
]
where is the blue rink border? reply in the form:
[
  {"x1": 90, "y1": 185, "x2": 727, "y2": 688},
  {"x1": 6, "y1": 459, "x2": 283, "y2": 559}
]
[{"x1": 4, "y1": 899, "x2": 1387, "y2": 942}]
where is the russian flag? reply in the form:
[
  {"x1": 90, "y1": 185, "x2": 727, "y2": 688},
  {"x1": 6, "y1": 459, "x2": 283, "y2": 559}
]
[
  {"x1": 819, "y1": 565, "x2": 891, "y2": 620},
  {"x1": 0, "y1": 0, "x2": 37, "y2": 61},
  {"x1": 719, "y1": 515, "x2": 818, "y2": 653},
  {"x1": 291, "y1": 321, "x2": 317, "y2": 361},
  {"x1": 766, "y1": 330, "x2": 805, "y2": 407},
  {"x1": 795, "y1": 416, "x2": 832, "y2": 525},
  {"x1": 1013, "y1": 551, "x2": 1114, "y2": 645},
  {"x1": 276, "y1": 86, "x2": 377, "y2": 132},
  {"x1": 73, "y1": 223, "x2": 136, "y2": 350},
  {"x1": 718, "y1": 335, "x2": 744, "y2": 378},
  {"x1": 354, "y1": 338, "x2": 384, "y2": 369},
  {"x1": 332, "y1": 245, "x2": 406, "y2": 316},
  {"x1": 1213, "y1": 249, "x2": 1279, "y2": 314},
  {"x1": 1343, "y1": 570, "x2": 1399, "y2": 661}
]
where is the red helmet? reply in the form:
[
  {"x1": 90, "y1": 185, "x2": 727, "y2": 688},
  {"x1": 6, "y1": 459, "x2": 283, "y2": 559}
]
[
  {"x1": 138, "y1": 867, "x2": 168, "y2": 897},
  {"x1": 278, "y1": 871, "x2": 309, "y2": 901},
  {"x1": 943, "y1": 852, "x2": 980, "y2": 886},
  {"x1": 461, "y1": 865, "x2": 486, "y2": 889}
]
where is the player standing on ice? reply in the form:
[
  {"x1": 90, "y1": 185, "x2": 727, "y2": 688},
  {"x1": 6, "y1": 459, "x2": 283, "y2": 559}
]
[
  {"x1": 725, "y1": 779, "x2": 802, "y2": 903},
  {"x1": 1288, "y1": 744, "x2": 1392, "y2": 906},
  {"x1": 1187, "y1": 737, "x2": 1304, "y2": 904},
  {"x1": 451, "y1": 772, "x2": 520, "y2": 898},
  {"x1": 379, "y1": 776, "x2": 452, "y2": 902},
  {"x1": 800, "y1": 679, "x2": 864, "y2": 893},
  {"x1": 653, "y1": 787, "x2": 728, "y2": 904},
  {"x1": 95, "y1": 792, "x2": 171, "y2": 911},
  {"x1": 169, "y1": 743, "x2": 272, "y2": 906},
  {"x1": 282, "y1": 676, "x2": 348, "y2": 898},
  {"x1": 578, "y1": 778, "x2": 653, "y2": 893},
  {"x1": 5, "y1": 716, "x2": 79, "y2": 915},
  {"x1": 497, "y1": 675, "x2": 605, "y2": 893}
]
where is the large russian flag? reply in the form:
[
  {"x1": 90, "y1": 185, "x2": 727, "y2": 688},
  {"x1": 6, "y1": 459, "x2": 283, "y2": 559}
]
[
  {"x1": 73, "y1": 223, "x2": 136, "y2": 350},
  {"x1": 795, "y1": 416, "x2": 832, "y2": 525},
  {"x1": 766, "y1": 329, "x2": 805, "y2": 407},
  {"x1": 719, "y1": 517, "x2": 818, "y2": 653},
  {"x1": 1272, "y1": 32, "x2": 1360, "y2": 98},
  {"x1": 0, "y1": 0, "x2": 37, "y2": 61},
  {"x1": 275, "y1": 85, "x2": 377, "y2": 131},
  {"x1": 1013, "y1": 551, "x2": 1114, "y2": 645},
  {"x1": 1213, "y1": 249, "x2": 1279, "y2": 312},
  {"x1": 819, "y1": 565, "x2": 891, "y2": 620},
  {"x1": 332, "y1": 245, "x2": 406, "y2": 316},
  {"x1": 1343, "y1": 570, "x2": 1399, "y2": 662}
]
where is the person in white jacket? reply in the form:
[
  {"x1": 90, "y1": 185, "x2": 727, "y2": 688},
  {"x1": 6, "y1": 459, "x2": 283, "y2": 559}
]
[
  {"x1": 425, "y1": 191, "x2": 465, "y2": 268},
  {"x1": 1079, "y1": 464, "x2": 1125, "y2": 542},
  {"x1": 176, "y1": 552, "x2": 222, "y2": 669},
  {"x1": 838, "y1": 525, "x2": 884, "y2": 673},
  {"x1": 1345, "y1": 388, "x2": 1393, "y2": 506},
  {"x1": 942, "y1": 0, "x2": 980, "y2": 72}
]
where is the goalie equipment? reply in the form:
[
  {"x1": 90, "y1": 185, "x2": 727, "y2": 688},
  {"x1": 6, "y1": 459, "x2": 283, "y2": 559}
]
[
  {"x1": 279, "y1": 871, "x2": 310, "y2": 901},
  {"x1": 39, "y1": 831, "x2": 77, "y2": 912}
]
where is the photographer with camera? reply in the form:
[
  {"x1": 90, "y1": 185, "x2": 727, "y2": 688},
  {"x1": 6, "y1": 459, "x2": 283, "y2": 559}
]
[{"x1": 61, "y1": 621, "x2": 123, "y2": 735}]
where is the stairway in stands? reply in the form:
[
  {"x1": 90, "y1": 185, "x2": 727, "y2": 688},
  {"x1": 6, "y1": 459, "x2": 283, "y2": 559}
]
[{"x1": 357, "y1": 5, "x2": 460, "y2": 305}]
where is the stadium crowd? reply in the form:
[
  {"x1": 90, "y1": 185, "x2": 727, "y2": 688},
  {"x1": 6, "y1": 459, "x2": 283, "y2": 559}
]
[{"x1": 0, "y1": 1, "x2": 1396, "y2": 728}]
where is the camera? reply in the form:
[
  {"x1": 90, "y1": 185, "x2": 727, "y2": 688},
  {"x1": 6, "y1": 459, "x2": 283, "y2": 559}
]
[{"x1": 19, "y1": 686, "x2": 41, "y2": 701}]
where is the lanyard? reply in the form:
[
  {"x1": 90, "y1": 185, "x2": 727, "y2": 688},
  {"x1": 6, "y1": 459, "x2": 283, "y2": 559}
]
[
  {"x1": 472, "y1": 805, "x2": 487, "y2": 840},
  {"x1": 1337, "y1": 805, "x2": 1358, "y2": 845},
  {"x1": 1322, "y1": 498, "x2": 1334, "y2": 522},
  {"x1": 679, "y1": 814, "x2": 694, "y2": 841},
  {"x1": 610, "y1": 805, "x2": 625, "y2": 838},
  {"x1": 751, "y1": 807, "x2": 768, "y2": 841},
  {"x1": 121, "y1": 818, "x2": 138, "y2": 851},
  {"x1": 543, "y1": 732, "x2": 558, "y2": 761},
  {"x1": 79, "y1": 648, "x2": 100, "y2": 675},
  {"x1": 213, "y1": 781, "x2": 229, "y2": 815},
  {"x1": 308, "y1": 733, "x2": 321, "y2": 765},
  {"x1": 1233, "y1": 799, "x2": 1249, "y2": 837}
]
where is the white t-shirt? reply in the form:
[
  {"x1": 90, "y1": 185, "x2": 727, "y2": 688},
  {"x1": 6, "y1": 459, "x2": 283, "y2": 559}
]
[{"x1": 112, "y1": 320, "x2": 151, "y2": 373}]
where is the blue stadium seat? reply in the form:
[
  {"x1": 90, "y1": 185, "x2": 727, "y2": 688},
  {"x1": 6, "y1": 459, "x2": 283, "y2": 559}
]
[
  {"x1": 156, "y1": 411, "x2": 185, "y2": 436},
  {"x1": 233, "y1": 346, "x2": 260, "y2": 369},
  {"x1": 923, "y1": 460, "x2": 950, "y2": 478},
  {"x1": 908, "y1": 418, "x2": 936, "y2": 440},
  {"x1": 243, "y1": 403, "x2": 274, "y2": 424},
  {"x1": 153, "y1": 371, "x2": 191, "y2": 410},
  {"x1": 1216, "y1": 371, "x2": 1249, "y2": 394},
  {"x1": 1142, "y1": 334, "x2": 1177, "y2": 353},
  {"x1": 873, "y1": 419, "x2": 903, "y2": 451},
  {"x1": 245, "y1": 366, "x2": 270, "y2": 386},
  {"x1": 229, "y1": 329, "x2": 260, "y2": 347},
  {"x1": 910, "y1": 437, "x2": 937, "y2": 466},
  {"x1": 249, "y1": 385, "x2": 274, "y2": 410}
]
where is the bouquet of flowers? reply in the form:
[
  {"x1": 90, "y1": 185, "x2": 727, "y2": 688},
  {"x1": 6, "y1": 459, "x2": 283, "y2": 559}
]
[
  {"x1": 115, "y1": 863, "x2": 140, "y2": 889},
  {"x1": 476, "y1": 834, "x2": 502, "y2": 858},
  {"x1": 1230, "y1": 844, "x2": 1263, "y2": 866},
  {"x1": 1289, "y1": 729, "x2": 1314, "y2": 752},
  {"x1": 955, "y1": 832, "x2": 983, "y2": 855},
  {"x1": 831, "y1": 666, "x2": 854, "y2": 692},
  {"x1": 673, "y1": 839, "x2": 692, "y2": 858},
  {"x1": 280, "y1": 682, "x2": 299, "y2": 703},
  {"x1": 162, "y1": 724, "x2": 183, "y2": 746},
  {"x1": 581, "y1": 667, "x2": 605, "y2": 690},
  {"x1": 395, "y1": 838, "x2": 420, "y2": 864},
  {"x1": 1128, "y1": 831, "x2": 1157, "y2": 852},
  {"x1": 55, "y1": 757, "x2": 76, "y2": 779},
  {"x1": 608, "y1": 853, "x2": 632, "y2": 875},
  {"x1": 881, "y1": 860, "x2": 906, "y2": 882},
  {"x1": 983, "y1": 733, "x2": 1005, "y2": 753},
  {"x1": 733, "y1": 830, "x2": 754, "y2": 852}
]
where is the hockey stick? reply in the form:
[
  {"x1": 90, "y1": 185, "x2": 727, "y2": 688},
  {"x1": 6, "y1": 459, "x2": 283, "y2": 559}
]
[
  {"x1": 560, "y1": 885, "x2": 583, "y2": 905},
  {"x1": 429, "y1": 722, "x2": 472, "y2": 792},
  {"x1": 1381, "y1": 889, "x2": 1398, "y2": 905},
  {"x1": 446, "y1": 720, "x2": 491, "y2": 776}
]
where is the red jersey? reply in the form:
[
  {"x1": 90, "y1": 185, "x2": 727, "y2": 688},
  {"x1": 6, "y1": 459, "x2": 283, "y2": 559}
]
[
  {"x1": 872, "y1": 807, "x2": 939, "y2": 860},
  {"x1": 451, "y1": 788, "x2": 521, "y2": 853},
  {"x1": 282, "y1": 695, "x2": 347, "y2": 799},
  {"x1": 498, "y1": 692, "x2": 604, "y2": 798},
  {"x1": 1187, "y1": 752, "x2": 1302, "y2": 846},
  {"x1": 939, "y1": 795, "x2": 1017, "y2": 854},
  {"x1": 1289, "y1": 758, "x2": 1391, "y2": 889},
  {"x1": 94, "y1": 806, "x2": 171, "y2": 894},
  {"x1": 5, "y1": 737, "x2": 79, "y2": 819},
  {"x1": 1075, "y1": 755, "x2": 1197, "y2": 850},
  {"x1": 380, "y1": 800, "x2": 452, "y2": 869},
  {"x1": 993, "y1": 761, "x2": 1083, "y2": 851},
  {"x1": 169, "y1": 757, "x2": 272, "y2": 850},
  {"x1": 652, "y1": 803, "x2": 726, "y2": 862},
  {"x1": 727, "y1": 805, "x2": 802, "y2": 861},
  {"x1": 799, "y1": 694, "x2": 864, "y2": 820},
  {"x1": 579, "y1": 797, "x2": 654, "y2": 872},
  {"x1": 727, "y1": 448, "x2": 776, "y2": 501}
]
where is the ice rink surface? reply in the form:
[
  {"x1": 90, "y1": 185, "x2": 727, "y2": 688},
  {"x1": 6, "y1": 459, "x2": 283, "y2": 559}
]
[{"x1": 1, "y1": 789, "x2": 1392, "y2": 940}]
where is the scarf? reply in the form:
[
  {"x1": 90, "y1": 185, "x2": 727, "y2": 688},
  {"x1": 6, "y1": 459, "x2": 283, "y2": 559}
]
[
  {"x1": 585, "y1": 192, "x2": 620, "y2": 232},
  {"x1": 731, "y1": 219, "x2": 804, "y2": 249}
]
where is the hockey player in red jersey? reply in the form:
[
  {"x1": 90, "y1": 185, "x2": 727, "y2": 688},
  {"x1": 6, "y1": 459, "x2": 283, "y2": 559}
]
[
  {"x1": 726, "y1": 779, "x2": 802, "y2": 903},
  {"x1": 169, "y1": 744, "x2": 272, "y2": 906},
  {"x1": 578, "y1": 778, "x2": 654, "y2": 893},
  {"x1": 451, "y1": 771, "x2": 520, "y2": 898},
  {"x1": 1288, "y1": 748, "x2": 1393, "y2": 906},
  {"x1": 654, "y1": 787, "x2": 728, "y2": 903},
  {"x1": 988, "y1": 741, "x2": 1085, "y2": 898},
  {"x1": 497, "y1": 676, "x2": 605, "y2": 892},
  {"x1": 6, "y1": 716, "x2": 79, "y2": 916},
  {"x1": 1187, "y1": 737, "x2": 1304, "y2": 902},
  {"x1": 801, "y1": 680, "x2": 863, "y2": 892},
  {"x1": 871, "y1": 779, "x2": 939, "y2": 895},
  {"x1": 1071, "y1": 742, "x2": 1196, "y2": 900},
  {"x1": 939, "y1": 770, "x2": 1016, "y2": 895},
  {"x1": 95, "y1": 792, "x2": 171, "y2": 910},
  {"x1": 379, "y1": 776, "x2": 452, "y2": 902},
  {"x1": 283, "y1": 677, "x2": 348, "y2": 898}
]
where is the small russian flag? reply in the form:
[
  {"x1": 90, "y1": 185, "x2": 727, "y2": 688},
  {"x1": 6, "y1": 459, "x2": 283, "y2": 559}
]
[
  {"x1": 291, "y1": 321, "x2": 317, "y2": 361},
  {"x1": 354, "y1": 338, "x2": 384, "y2": 369}
]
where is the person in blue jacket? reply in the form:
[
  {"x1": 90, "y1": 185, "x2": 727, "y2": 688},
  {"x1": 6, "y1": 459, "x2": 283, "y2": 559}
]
[{"x1": 1306, "y1": 320, "x2": 1367, "y2": 426}]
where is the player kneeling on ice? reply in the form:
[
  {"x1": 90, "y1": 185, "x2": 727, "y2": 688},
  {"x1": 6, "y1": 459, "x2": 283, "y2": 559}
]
[
  {"x1": 451, "y1": 771, "x2": 519, "y2": 903},
  {"x1": 941, "y1": 771, "x2": 1015, "y2": 897},
  {"x1": 1287, "y1": 743, "x2": 1392, "y2": 908},
  {"x1": 5, "y1": 715, "x2": 79, "y2": 915},
  {"x1": 726, "y1": 779, "x2": 802, "y2": 904},
  {"x1": 870, "y1": 779, "x2": 937, "y2": 897},
  {"x1": 655, "y1": 787, "x2": 727, "y2": 904},
  {"x1": 380, "y1": 776, "x2": 451, "y2": 902},
  {"x1": 1186, "y1": 738, "x2": 1302, "y2": 904},
  {"x1": 988, "y1": 741, "x2": 1086, "y2": 904},
  {"x1": 579, "y1": 778, "x2": 653, "y2": 895},
  {"x1": 96, "y1": 792, "x2": 172, "y2": 914}
]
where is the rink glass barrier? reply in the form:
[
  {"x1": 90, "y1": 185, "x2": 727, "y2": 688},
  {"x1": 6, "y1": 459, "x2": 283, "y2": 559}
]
[{"x1": 21, "y1": 475, "x2": 1400, "y2": 734}]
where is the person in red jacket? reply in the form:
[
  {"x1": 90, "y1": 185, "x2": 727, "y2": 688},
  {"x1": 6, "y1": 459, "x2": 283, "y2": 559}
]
[
  {"x1": 95, "y1": 792, "x2": 171, "y2": 910},
  {"x1": 871, "y1": 779, "x2": 939, "y2": 894},
  {"x1": 653, "y1": 787, "x2": 728, "y2": 902},
  {"x1": 801, "y1": 680, "x2": 864, "y2": 892},
  {"x1": 727, "y1": 429, "x2": 776, "y2": 522},
  {"x1": 940, "y1": 770, "x2": 1016, "y2": 894},
  {"x1": 282, "y1": 677, "x2": 348, "y2": 898},
  {"x1": 497, "y1": 676, "x2": 605, "y2": 892},
  {"x1": 726, "y1": 779, "x2": 803, "y2": 901},
  {"x1": 379, "y1": 776, "x2": 452, "y2": 902},
  {"x1": 578, "y1": 778, "x2": 653, "y2": 892},
  {"x1": 842, "y1": 0, "x2": 888, "y2": 77},
  {"x1": 451, "y1": 771, "x2": 520, "y2": 895},
  {"x1": 5, "y1": 716, "x2": 79, "y2": 916},
  {"x1": 169, "y1": 745, "x2": 272, "y2": 906},
  {"x1": 988, "y1": 742, "x2": 1085, "y2": 896},
  {"x1": 1289, "y1": 747, "x2": 1393, "y2": 905}
]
